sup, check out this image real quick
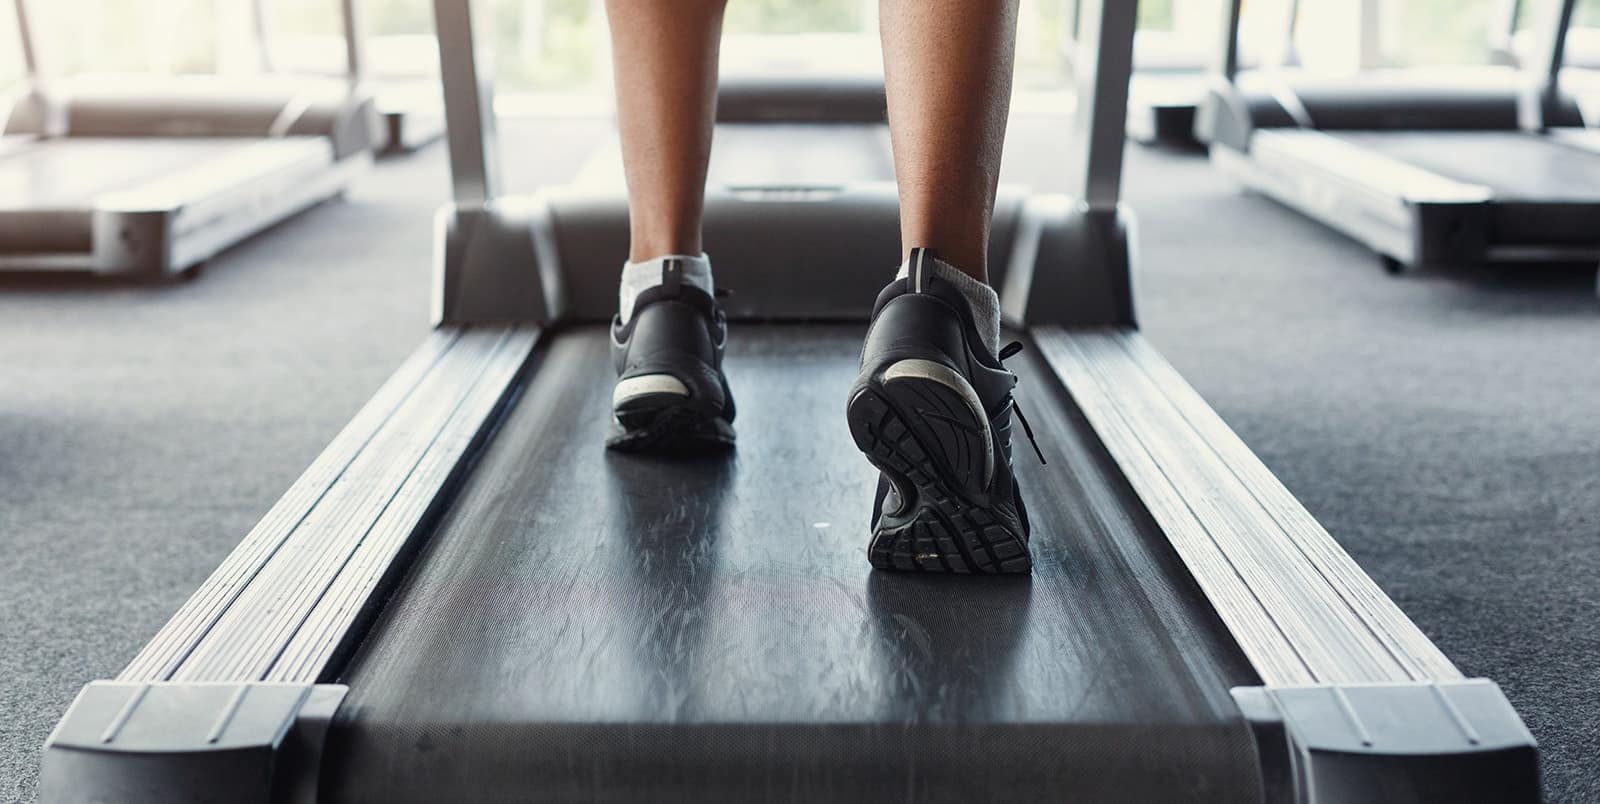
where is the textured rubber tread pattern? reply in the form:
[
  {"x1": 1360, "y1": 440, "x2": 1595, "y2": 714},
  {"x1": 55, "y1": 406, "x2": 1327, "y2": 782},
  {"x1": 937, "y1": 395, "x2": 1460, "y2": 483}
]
[
  {"x1": 849, "y1": 380, "x2": 1031, "y2": 575},
  {"x1": 607, "y1": 404, "x2": 736, "y2": 454}
]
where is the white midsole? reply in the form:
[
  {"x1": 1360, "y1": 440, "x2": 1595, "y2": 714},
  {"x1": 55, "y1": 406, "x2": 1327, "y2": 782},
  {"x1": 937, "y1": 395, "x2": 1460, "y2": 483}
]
[
  {"x1": 882, "y1": 358, "x2": 995, "y2": 487},
  {"x1": 612, "y1": 374, "x2": 690, "y2": 408}
]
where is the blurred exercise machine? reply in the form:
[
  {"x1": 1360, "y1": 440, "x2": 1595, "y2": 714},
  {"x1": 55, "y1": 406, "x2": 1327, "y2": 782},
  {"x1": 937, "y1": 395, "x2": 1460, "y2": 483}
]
[
  {"x1": 1490, "y1": 0, "x2": 1600, "y2": 70},
  {"x1": 1199, "y1": 0, "x2": 1600, "y2": 280},
  {"x1": 0, "y1": 0, "x2": 379, "y2": 279},
  {"x1": 41, "y1": 0, "x2": 1542, "y2": 801},
  {"x1": 251, "y1": 0, "x2": 445, "y2": 154},
  {"x1": 1063, "y1": 0, "x2": 1299, "y2": 147}
]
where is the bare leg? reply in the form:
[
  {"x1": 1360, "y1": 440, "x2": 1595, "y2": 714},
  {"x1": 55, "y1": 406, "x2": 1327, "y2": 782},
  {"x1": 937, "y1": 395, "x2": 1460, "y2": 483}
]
[
  {"x1": 879, "y1": 0, "x2": 1019, "y2": 281},
  {"x1": 604, "y1": 0, "x2": 727, "y2": 262}
]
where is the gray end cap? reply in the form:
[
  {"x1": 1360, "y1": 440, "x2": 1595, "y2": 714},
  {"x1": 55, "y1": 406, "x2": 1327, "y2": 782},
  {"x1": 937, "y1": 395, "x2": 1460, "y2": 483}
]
[
  {"x1": 42, "y1": 681, "x2": 347, "y2": 804},
  {"x1": 1233, "y1": 680, "x2": 1540, "y2": 803}
]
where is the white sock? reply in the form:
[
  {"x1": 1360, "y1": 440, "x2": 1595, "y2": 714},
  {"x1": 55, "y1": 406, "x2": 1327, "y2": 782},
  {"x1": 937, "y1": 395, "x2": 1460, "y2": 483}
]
[
  {"x1": 618, "y1": 253, "x2": 713, "y2": 324},
  {"x1": 895, "y1": 254, "x2": 1001, "y2": 355}
]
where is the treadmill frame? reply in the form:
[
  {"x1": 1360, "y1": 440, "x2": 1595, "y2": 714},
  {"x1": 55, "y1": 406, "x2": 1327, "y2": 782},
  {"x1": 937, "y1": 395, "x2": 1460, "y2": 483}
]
[
  {"x1": 0, "y1": 0, "x2": 378, "y2": 279},
  {"x1": 1198, "y1": 0, "x2": 1600, "y2": 272},
  {"x1": 0, "y1": 138, "x2": 371, "y2": 276},
  {"x1": 41, "y1": 0, "x2": 1541, "y2": 801},
  {"x1": 1114, "y1": 0, "x2": 1301, "y2": 147}
]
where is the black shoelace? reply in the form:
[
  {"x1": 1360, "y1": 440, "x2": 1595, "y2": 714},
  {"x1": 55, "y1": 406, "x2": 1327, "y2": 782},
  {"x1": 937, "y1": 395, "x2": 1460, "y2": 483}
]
[{"x1": 998, "y1": 341, "x2": 1047, "y2": 466}]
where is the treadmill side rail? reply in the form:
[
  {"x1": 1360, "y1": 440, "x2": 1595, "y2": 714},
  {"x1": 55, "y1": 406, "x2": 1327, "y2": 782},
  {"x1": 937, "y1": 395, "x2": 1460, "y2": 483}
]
[
  {"x1": 1035, "y1": 329, "x2": 1542, "y2": 800},
  {"x1": 1234, "y1": 681, "x2": 1540, "y2": 803},
  {"x1": 41, "y1": 681, "x2": 348, "y2": 804},
  {"x1": 117, "y1": 327, "x2": 538, "y2": 684},
  {"x1": 1032, "y1": 327, "x2": 1463, "y2": 686}
]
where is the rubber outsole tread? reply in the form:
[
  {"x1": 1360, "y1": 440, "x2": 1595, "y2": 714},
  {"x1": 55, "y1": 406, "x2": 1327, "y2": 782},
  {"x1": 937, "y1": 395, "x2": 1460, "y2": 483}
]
[
  {"x1": 848, "y1": 383, "x2": 1032, "y2": 575},
  {"x1": 606, "y1": 405, "x2": 735, "y2": 454}
]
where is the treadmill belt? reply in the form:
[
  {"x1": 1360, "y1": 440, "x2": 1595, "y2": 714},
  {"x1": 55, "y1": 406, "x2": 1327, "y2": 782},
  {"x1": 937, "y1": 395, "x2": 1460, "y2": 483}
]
[
  {"x1": 326, "y1": 325, "x2": 1261, "y2": 803},
  {"x1": 1335, "y1": 130, "x2": 1600, "y2": 201}
]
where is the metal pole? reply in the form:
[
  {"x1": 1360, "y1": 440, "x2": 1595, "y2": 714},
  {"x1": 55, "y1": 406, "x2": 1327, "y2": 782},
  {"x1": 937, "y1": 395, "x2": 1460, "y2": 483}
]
[
  {"x1": 1280, "y1": 0, "x2": 1303, "y2": 67},
  {"x1": 1066, "y1": 0, "x2": 1137, "y2": 211},
  {"x1": 341, "y1": 0, "x2": 368, "y2": 84},
  {"x1": 1209, "y1": 0, "x2": 1242, "y2": 82},
  {"x1": 433, "y1": 0, "x2": 502, "y2": 205},
  {"x1": 14, "y1": 0, "x2": 39, "y2": 79},
  {"x1": 1535, "y1": 0, "x2": 1577, "y2": 87},
  {"x1": 1518, "y1": 0, "x2": 1576, "y2": 129}
]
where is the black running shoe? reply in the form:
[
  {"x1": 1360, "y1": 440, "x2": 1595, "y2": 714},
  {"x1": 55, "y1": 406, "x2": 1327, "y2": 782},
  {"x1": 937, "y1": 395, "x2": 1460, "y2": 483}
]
[
  {"x1": 608, "y1": 258, "x2": 735, "y2": 452},
  {"x1": 846, "y1": 248, "x2": 1038, "y2": 574}
]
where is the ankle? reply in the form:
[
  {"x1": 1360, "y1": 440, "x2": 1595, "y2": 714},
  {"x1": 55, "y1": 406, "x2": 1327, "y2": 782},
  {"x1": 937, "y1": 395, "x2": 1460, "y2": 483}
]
[
  {"x1": 895, "y1": 249, "x2": 1001, "y2": 355},
  {"x1": 628, "y1": 224, "x2": 702, "y2": 264},
  {"x1": 900, "y1": 238, "x2": 988, "y2": 282},
  {"x1": 618, "y1": 253, "x2": 714, "y2": 324}
]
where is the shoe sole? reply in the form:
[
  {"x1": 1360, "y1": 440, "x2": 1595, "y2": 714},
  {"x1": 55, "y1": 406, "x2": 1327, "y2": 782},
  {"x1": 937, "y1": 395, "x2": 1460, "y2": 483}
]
[
  {"x1": 847, "y1": 359, "x2": 1032, "y2": 574},
  {"x1": 607, "y1": 401, "x2": 735, "y2": 454}
]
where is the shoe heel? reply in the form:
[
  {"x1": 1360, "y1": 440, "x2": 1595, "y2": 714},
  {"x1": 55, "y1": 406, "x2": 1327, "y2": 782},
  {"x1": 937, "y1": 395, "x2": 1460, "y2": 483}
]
[
  {"x1": 847, "y1": 363, "x2": 1030, "y2": 575},
  {"x1": 855, "y1": 359, "x2": 992, "y2": 493}
]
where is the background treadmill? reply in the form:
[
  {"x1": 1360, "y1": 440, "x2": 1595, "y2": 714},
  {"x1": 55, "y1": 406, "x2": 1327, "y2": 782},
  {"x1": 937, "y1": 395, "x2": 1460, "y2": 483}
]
[
  {"x1": 252, "y1": 0, "x2": 446, "y2": 154},
  {"x1": 1061, "y1": 0, "x2": 1300, "y2": 147},
  {"x1": 1199, "y1": 0, "x2": 1600, "y2": 280},
  {"x1": 40, "y1": 0, "x2": 1542, "y2": 802},
  {"x1": 1490, "y1": 0, "x2": 1600, "y2": 70},
  {"x1": 0, "y1": 0, "x2": 380, "y2": 279}
]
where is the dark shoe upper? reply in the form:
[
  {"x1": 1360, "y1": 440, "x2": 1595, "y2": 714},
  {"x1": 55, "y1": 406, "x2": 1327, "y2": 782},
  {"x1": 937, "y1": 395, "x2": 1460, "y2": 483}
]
[
  {"x1": 610, "y1": 259, "x2": 734, "y2": 426},
  {"x1": 852, "y1": 250, "x2": 1031, "y2": 539}
]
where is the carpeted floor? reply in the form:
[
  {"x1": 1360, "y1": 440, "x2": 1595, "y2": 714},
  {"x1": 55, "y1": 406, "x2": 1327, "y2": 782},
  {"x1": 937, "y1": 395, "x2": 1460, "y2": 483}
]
[{"x1": 1, "y1": 116, "x2": 1596, "y2": 802}]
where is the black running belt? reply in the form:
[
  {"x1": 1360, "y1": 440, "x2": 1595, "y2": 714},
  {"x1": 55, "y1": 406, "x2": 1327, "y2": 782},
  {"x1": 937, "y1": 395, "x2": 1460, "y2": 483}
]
[
  {"x1": 323, "y1": 325, "x2": 1263, "y2": 803},
  {"x1": 1335, "y1": 130, "x2": 1600, "y2": 201}
]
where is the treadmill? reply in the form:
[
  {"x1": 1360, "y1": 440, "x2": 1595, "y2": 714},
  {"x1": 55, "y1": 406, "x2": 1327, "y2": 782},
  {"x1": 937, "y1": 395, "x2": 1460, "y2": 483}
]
[
  {"x1": 40, "y1": 1, "x2": 1542, "y2": 801},
  {"x1": 0, "y1": 0, "x2": 380, "y2": 279},
  {"x1": 1064, "y1": 0, "x2": 1299, "y2": 148},
  {"x1": 251, "y1": 0, "x2": 446, "y2": 155},
  {"x1": 1198, "y1": 0, "x2": 1600, "y2": 278},
  {"x1": 1492, "y1": 0, "x2": 1600, "y2": 129},
  {"x1": 1490, "y1": 0, "x2": 1600, "y2": 70}
]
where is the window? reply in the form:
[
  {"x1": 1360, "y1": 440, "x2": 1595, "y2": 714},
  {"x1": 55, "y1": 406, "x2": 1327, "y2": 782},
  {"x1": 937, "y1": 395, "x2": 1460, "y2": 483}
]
[
  {"x1": 2, "y1": 4, "x2": 24, "y2": 90},
  {"x1": 1380, "y1": 0, "x2": 1501, "y2": 66},
  {"x1": 32, "y1": 0, "x2": 218, "y2": 76},
  {"x1": 13, "y1": 0, "x2": 1075, "y2": 95}
]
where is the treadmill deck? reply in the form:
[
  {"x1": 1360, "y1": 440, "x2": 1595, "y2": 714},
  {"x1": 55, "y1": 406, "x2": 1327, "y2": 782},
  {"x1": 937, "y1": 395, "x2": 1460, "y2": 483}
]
[
  {"x1": 325, "y1": 325, "x2": 1261, "y2": 803},
  {"x1": 1334, "y1": 130, "x2": 1600, "y2": 201}
]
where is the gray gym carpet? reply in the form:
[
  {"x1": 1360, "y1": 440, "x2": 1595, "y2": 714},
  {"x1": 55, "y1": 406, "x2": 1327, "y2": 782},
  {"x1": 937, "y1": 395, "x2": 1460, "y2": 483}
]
[{"x1": 2, "y1": 116, "x2": 1596, "y2": 802}]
